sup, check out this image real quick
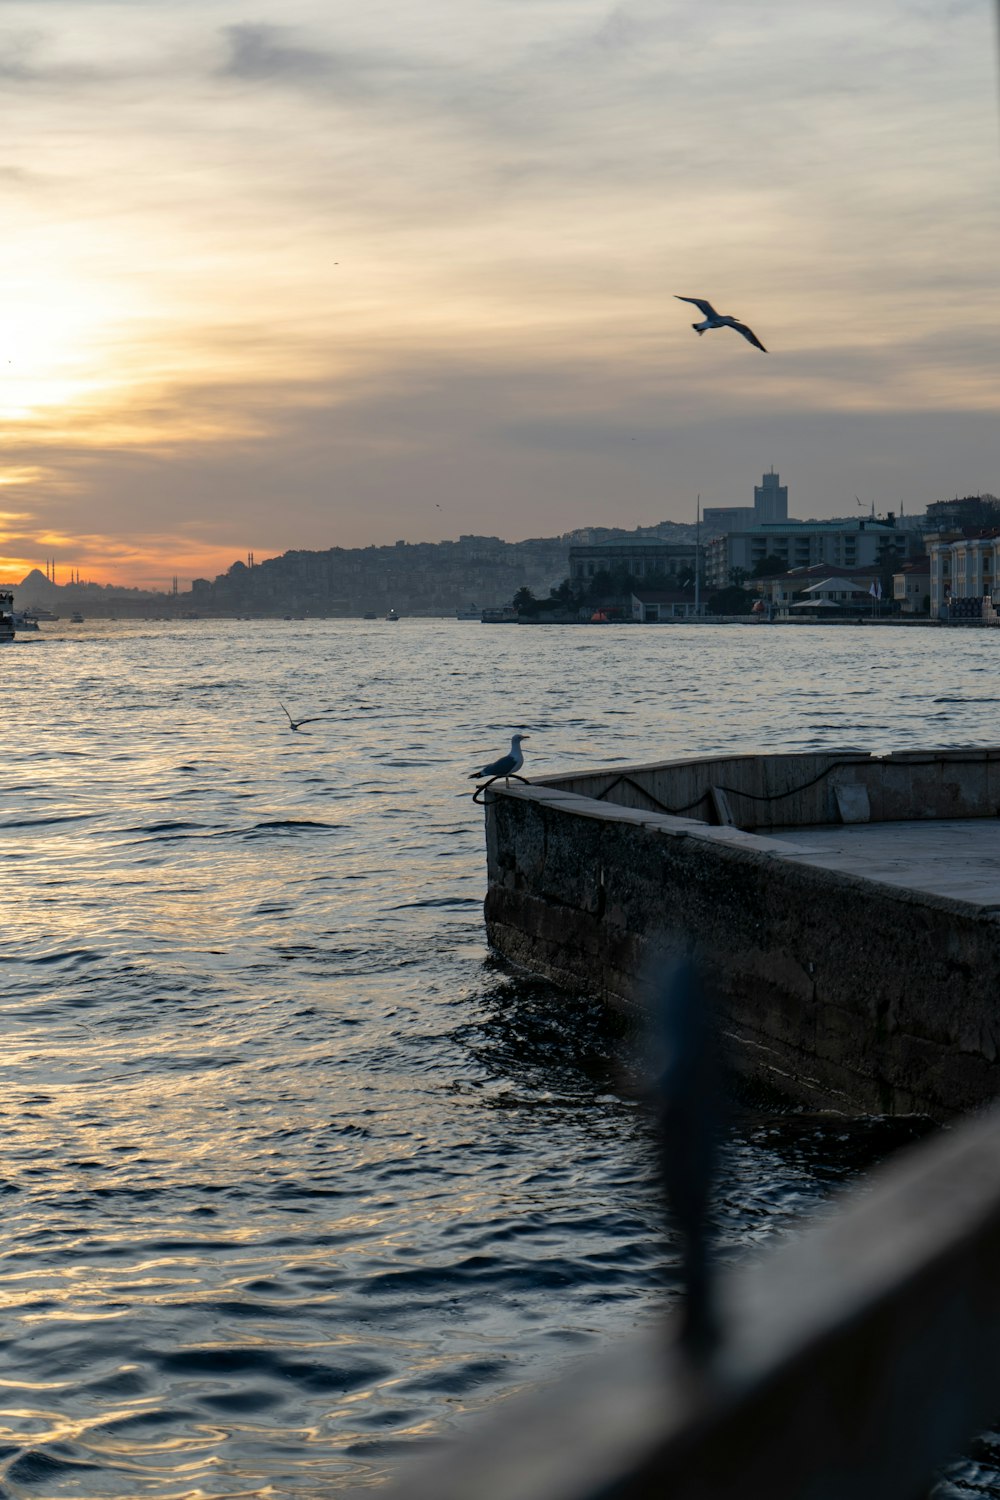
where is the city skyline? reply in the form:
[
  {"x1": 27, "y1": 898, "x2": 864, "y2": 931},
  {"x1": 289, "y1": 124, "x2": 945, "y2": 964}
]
[{"x1": 3, "y1": 1, "x2": 999, "y2": 589}]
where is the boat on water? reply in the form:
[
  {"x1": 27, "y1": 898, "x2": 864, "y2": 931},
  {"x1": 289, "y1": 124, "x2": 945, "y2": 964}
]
[
  {"x1": 455, "y1": 605, "x2": 481, "y2": 621},
  {"x1": 11, "y1": 611, "x2": 39, "y2": 632},
  {"x1": 0, "y1": 591, "x2": 15, "y2": 643},
  {"x1": 386, "y1": 608, "x2": 400, "y2": 621},
  {"x1": 69, "y1": 611, "x2": 84, "y2": 624}
]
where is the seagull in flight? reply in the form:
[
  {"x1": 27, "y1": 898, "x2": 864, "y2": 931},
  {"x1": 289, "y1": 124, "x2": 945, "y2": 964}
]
[
  {"x1": 674, "y1": 297, "x2": 767, "y2": 352},
  {"x1": 278, "y1": 701, "x2": 330, "y2": 732},
  {"x1": 469, "y1": 733, "x2": 529, "y2": 783}
]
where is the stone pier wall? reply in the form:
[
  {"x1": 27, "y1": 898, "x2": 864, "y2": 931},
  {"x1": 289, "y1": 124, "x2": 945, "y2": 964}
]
[{"x1": 484, "y1": 765, "x2": 1000, "y2": 1117}]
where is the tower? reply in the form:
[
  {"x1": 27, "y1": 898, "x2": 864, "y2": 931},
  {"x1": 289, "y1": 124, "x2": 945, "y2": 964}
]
[{"x1": 754, "y1": 470, "x2": 788, "y2": 524}]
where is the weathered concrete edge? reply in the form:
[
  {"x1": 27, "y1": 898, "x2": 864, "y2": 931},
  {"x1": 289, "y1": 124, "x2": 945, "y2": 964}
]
[
  {"x1": 491, "y1": 781, "x2": 997, "y2": 921},
  {"x1": 381, "y1": 1105, "x2": 1000, "y2": 1500},
  {"x1": 491, "y1": 781, "x2": 820, "y2": 857},
  {"x1": 484, "y1": 784, "x2": 1000, "y2": 1115}
]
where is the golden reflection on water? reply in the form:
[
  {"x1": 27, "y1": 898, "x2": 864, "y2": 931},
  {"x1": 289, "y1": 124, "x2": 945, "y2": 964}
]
[{"x1": 2, "y1": 620, "x2": 994, "y2": 1494}]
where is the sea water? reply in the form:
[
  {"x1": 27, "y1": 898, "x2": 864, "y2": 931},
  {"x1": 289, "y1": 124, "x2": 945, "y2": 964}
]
[{"x1": 1, "y1": 618, "x2": 996, "y2": 1496}]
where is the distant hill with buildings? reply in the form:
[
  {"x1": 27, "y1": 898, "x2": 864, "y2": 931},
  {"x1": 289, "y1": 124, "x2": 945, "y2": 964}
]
[
  {"x1": 188, "y1": 522, "x2": 700, "y2": 618},
  {"x1": 4, "y1": 525, "x2": 698, "y2": 618},
  {"x1": 9, "y1": 487, "x2": 999, "y2": 619},
  {"x1": 10, "y1": 568, "x2": 168, "y2": 615}
]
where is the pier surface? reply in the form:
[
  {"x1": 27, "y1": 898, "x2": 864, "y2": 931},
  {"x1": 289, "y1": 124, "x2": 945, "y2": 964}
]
[{"x1": 771, "y1": 818, "x2": 1000, "y2": 906}]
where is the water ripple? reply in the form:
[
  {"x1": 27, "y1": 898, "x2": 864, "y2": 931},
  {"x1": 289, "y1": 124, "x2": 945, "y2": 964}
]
[{"x1": 0, "y1": 618, "x2": 980, "y2": 1495}]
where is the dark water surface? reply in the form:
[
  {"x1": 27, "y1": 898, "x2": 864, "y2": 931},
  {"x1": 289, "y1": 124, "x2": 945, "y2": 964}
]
[{"x1": 1, "y1": 618, "x2": 996, "y2": 1496}]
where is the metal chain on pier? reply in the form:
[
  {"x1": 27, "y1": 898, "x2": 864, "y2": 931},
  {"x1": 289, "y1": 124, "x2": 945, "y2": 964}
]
[
  {"x1": 596, "y1": 752, "x2": 999, "y2": 819},
  {"x1": 472, "y1": 773, "x2": 530, "y2": 805}
]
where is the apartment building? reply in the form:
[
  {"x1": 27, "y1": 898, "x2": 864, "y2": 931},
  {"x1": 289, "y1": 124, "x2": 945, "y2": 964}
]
[{"x1": 704, "y1": 519, "x2": 916, "y2": 592}]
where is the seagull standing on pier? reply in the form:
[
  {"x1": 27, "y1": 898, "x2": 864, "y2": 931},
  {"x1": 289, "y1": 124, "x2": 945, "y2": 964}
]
[
  {"x1": 469, "y1": 733, "x2": 529, "y2": 783},
  {"x1": 674, "y1": 297, "x2": 767, "y2": 352}
]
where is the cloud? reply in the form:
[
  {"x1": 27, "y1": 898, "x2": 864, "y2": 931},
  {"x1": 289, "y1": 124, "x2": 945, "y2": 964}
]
[
  {"x1": 219, "y1": 23, "x2": 354, "y2": 88},
  {"x1": 0, "y1": 22, "x2": 137, "y2": 85},
  {"x1": 0, "y1": 0, "x2": 997, "y2": 586},
  {"x1": 0, "y1": 28, "x2": 48, "y2": 79},
  {"x1": 3, "y1": 339, "x2": 997, "y2": 585}
]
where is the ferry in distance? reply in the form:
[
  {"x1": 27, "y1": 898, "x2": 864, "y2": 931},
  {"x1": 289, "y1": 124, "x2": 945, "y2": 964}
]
[{"x1": 1, "y1": 592, "x2": 15, "y2": 643}]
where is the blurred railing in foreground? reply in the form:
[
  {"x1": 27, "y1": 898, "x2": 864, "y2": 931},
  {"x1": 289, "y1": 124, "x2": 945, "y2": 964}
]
[
  {"x1": 383, "y1": 968, "x2": 1000, "y2": 1499},
  {"x1": 385, "y1": 1107, "x2": 1000, "y2": 1499}
]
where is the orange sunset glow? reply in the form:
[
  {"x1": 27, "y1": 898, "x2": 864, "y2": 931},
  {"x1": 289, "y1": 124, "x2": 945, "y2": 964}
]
[{"x1": 2, "y1": 1, "x2": 998, "y2": 590}]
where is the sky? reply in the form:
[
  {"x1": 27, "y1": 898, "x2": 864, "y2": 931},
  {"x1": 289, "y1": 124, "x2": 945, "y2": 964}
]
[{"x1": 1, "y1": 0, "x2": 998, "y2": 588}]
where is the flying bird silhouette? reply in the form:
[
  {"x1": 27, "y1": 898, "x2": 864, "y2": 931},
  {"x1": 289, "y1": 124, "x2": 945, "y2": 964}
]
[
  {"x1": 674, "y1": 297, "x2": 767, "y2": 352},
  {"x1": 469, "y1": 733, "x2": 529, "y2": 783},
  {"x1": 278, "y1": 702, "x2": 330, "y2": 732}
]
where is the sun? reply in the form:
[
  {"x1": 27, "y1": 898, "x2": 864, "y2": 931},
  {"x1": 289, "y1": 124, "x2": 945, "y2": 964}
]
[{"x1": 0, "y1": 277, "x2": 135, "y2": 422}]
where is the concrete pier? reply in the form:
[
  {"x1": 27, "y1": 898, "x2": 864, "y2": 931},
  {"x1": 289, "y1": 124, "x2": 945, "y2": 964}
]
[{"x1": 483, "y1": 748, "x2": 1000, "y2": 1117}]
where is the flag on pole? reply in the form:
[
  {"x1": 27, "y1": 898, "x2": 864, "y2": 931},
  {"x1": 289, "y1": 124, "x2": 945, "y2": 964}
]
[{"x1": 869, "y1": 581, "x2": 878, "y2": 598}]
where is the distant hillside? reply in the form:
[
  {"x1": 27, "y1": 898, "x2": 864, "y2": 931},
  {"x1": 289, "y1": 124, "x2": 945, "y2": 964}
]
[
  {"x1": 5, "y1": 519, "x2": 701, "y2": 617},
  {"x1": 191, "y1": 521, "x2": 699, "y2": 616}
]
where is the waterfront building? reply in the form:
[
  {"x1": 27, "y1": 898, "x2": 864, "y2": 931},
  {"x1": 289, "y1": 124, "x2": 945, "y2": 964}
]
[
  {"x1": 630, "y1": 589, "x2": 700, "y2": 622},
  {"x1": 926, "y1": 530, "x2": 1000, "y2": 617},
  {"x1": 704, "y1": 518, "x2": 916, "y2": 592},
  {"x1": 568, "y1": 537, "x2": 696, "y2": 584},
  {"x1": 754, "y1": 564, "x2": 883, "y2": 616},
  {"x1": 892, "y1": 558, "x2": 931, "y2": 615}
]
